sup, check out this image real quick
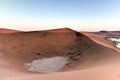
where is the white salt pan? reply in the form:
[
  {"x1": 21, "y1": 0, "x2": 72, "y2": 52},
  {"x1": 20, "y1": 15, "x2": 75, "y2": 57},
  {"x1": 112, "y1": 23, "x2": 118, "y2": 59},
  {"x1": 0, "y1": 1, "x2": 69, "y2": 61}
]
[
  {"x1": 108, "y1": 38, "x2": 120, "y2": 42},
  {"x1": 116, "y1": 43, "x2": 120, "y2": 48},
  {"x1": 107, "y1": 38, "x2": 120, "y2": 48},
  {"x1": 24, "y1": 56, "x2": 69, "y2": 73}
]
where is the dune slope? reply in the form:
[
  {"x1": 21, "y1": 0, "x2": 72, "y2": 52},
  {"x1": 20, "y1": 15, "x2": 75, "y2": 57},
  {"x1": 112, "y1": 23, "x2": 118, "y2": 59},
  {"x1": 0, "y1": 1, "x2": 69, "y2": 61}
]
[{"x1": 0, "y1": 28, "x2": 120, "y2": 80}]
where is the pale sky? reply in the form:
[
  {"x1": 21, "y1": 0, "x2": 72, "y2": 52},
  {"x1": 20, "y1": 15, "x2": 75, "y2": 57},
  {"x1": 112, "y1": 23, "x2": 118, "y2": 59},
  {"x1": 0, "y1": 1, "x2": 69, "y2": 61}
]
[{"x1": 0, "y1": 0, "x2": 120, "y2": 31}]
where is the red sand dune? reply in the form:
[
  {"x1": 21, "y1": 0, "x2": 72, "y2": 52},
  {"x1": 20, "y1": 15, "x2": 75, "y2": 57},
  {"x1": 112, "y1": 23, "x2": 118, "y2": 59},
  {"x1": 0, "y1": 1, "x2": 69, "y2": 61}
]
[
  {"x1": 0, "y1": 28, "x2": 120, "y2": 80},
  {"x1": 44, "y1": 28, "x2": 76, "y2": 33},
  {"x1": 0, "y1": 28, "x2": 21, "y2": 33}
]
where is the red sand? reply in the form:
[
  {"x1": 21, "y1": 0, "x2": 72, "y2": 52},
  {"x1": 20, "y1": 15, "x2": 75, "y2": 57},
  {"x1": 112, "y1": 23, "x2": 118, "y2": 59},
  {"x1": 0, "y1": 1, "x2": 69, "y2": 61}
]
[{"x1": 0, "y1": 28, "x2": 120, "y2": 80}]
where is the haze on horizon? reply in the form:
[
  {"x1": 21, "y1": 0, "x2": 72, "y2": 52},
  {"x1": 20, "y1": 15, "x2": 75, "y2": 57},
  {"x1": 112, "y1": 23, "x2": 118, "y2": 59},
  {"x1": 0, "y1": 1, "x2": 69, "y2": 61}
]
[{"x1": 0, "y1": 0, "x2": 120, "y2": 31}]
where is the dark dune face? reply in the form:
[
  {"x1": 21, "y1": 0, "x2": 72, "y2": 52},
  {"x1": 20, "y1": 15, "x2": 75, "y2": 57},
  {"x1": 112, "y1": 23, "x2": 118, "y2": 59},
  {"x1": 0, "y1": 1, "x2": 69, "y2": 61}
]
[{"x1": 0, "y1": 28, "x2": 120, "y2": 73}]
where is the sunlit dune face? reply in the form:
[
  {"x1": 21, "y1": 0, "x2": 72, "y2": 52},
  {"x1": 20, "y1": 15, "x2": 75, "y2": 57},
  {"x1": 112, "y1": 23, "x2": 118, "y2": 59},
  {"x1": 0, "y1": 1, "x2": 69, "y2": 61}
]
[{"x1": 81, "y1": 32, "x2": 104, "y2": 38}]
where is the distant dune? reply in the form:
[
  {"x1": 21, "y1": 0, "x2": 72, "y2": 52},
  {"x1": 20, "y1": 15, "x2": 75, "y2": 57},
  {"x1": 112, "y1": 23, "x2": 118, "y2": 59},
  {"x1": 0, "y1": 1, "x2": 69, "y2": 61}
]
[
  {"x1": 0, "y1": 28, "x2": 21, "y2": 33},
  {"x1": 44, "y1": 28, "x2": 76, "y2": 33},
  {"x1": 0, "y1": 28, "x2": 120, "y2": 80}
]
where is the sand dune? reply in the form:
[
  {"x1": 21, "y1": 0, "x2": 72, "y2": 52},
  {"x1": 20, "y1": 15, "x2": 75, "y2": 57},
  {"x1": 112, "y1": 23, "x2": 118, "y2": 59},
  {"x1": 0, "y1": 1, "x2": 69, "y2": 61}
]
[
  {"x1": 0, "y1": 28, "x2": 21, "y2": 33},
  {"x1": 0, "y1": 28, "x2": 120, "y2": 80}
]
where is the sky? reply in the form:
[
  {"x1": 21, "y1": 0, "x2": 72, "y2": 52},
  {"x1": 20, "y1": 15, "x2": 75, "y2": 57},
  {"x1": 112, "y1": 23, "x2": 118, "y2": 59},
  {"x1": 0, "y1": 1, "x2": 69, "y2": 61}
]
[{"x1": 0, "y1": 0, "x2": 120, "y2": 31}]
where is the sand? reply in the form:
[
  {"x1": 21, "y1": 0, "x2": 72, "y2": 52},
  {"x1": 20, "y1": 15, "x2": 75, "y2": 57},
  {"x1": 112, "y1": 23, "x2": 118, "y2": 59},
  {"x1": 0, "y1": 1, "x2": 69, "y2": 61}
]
[
  {"x1": 0, "y1": 28, "x2": 21, "y2": 33},
  {"x1": 1, "y1": 28, "x2": 120, "y2": 80}
]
